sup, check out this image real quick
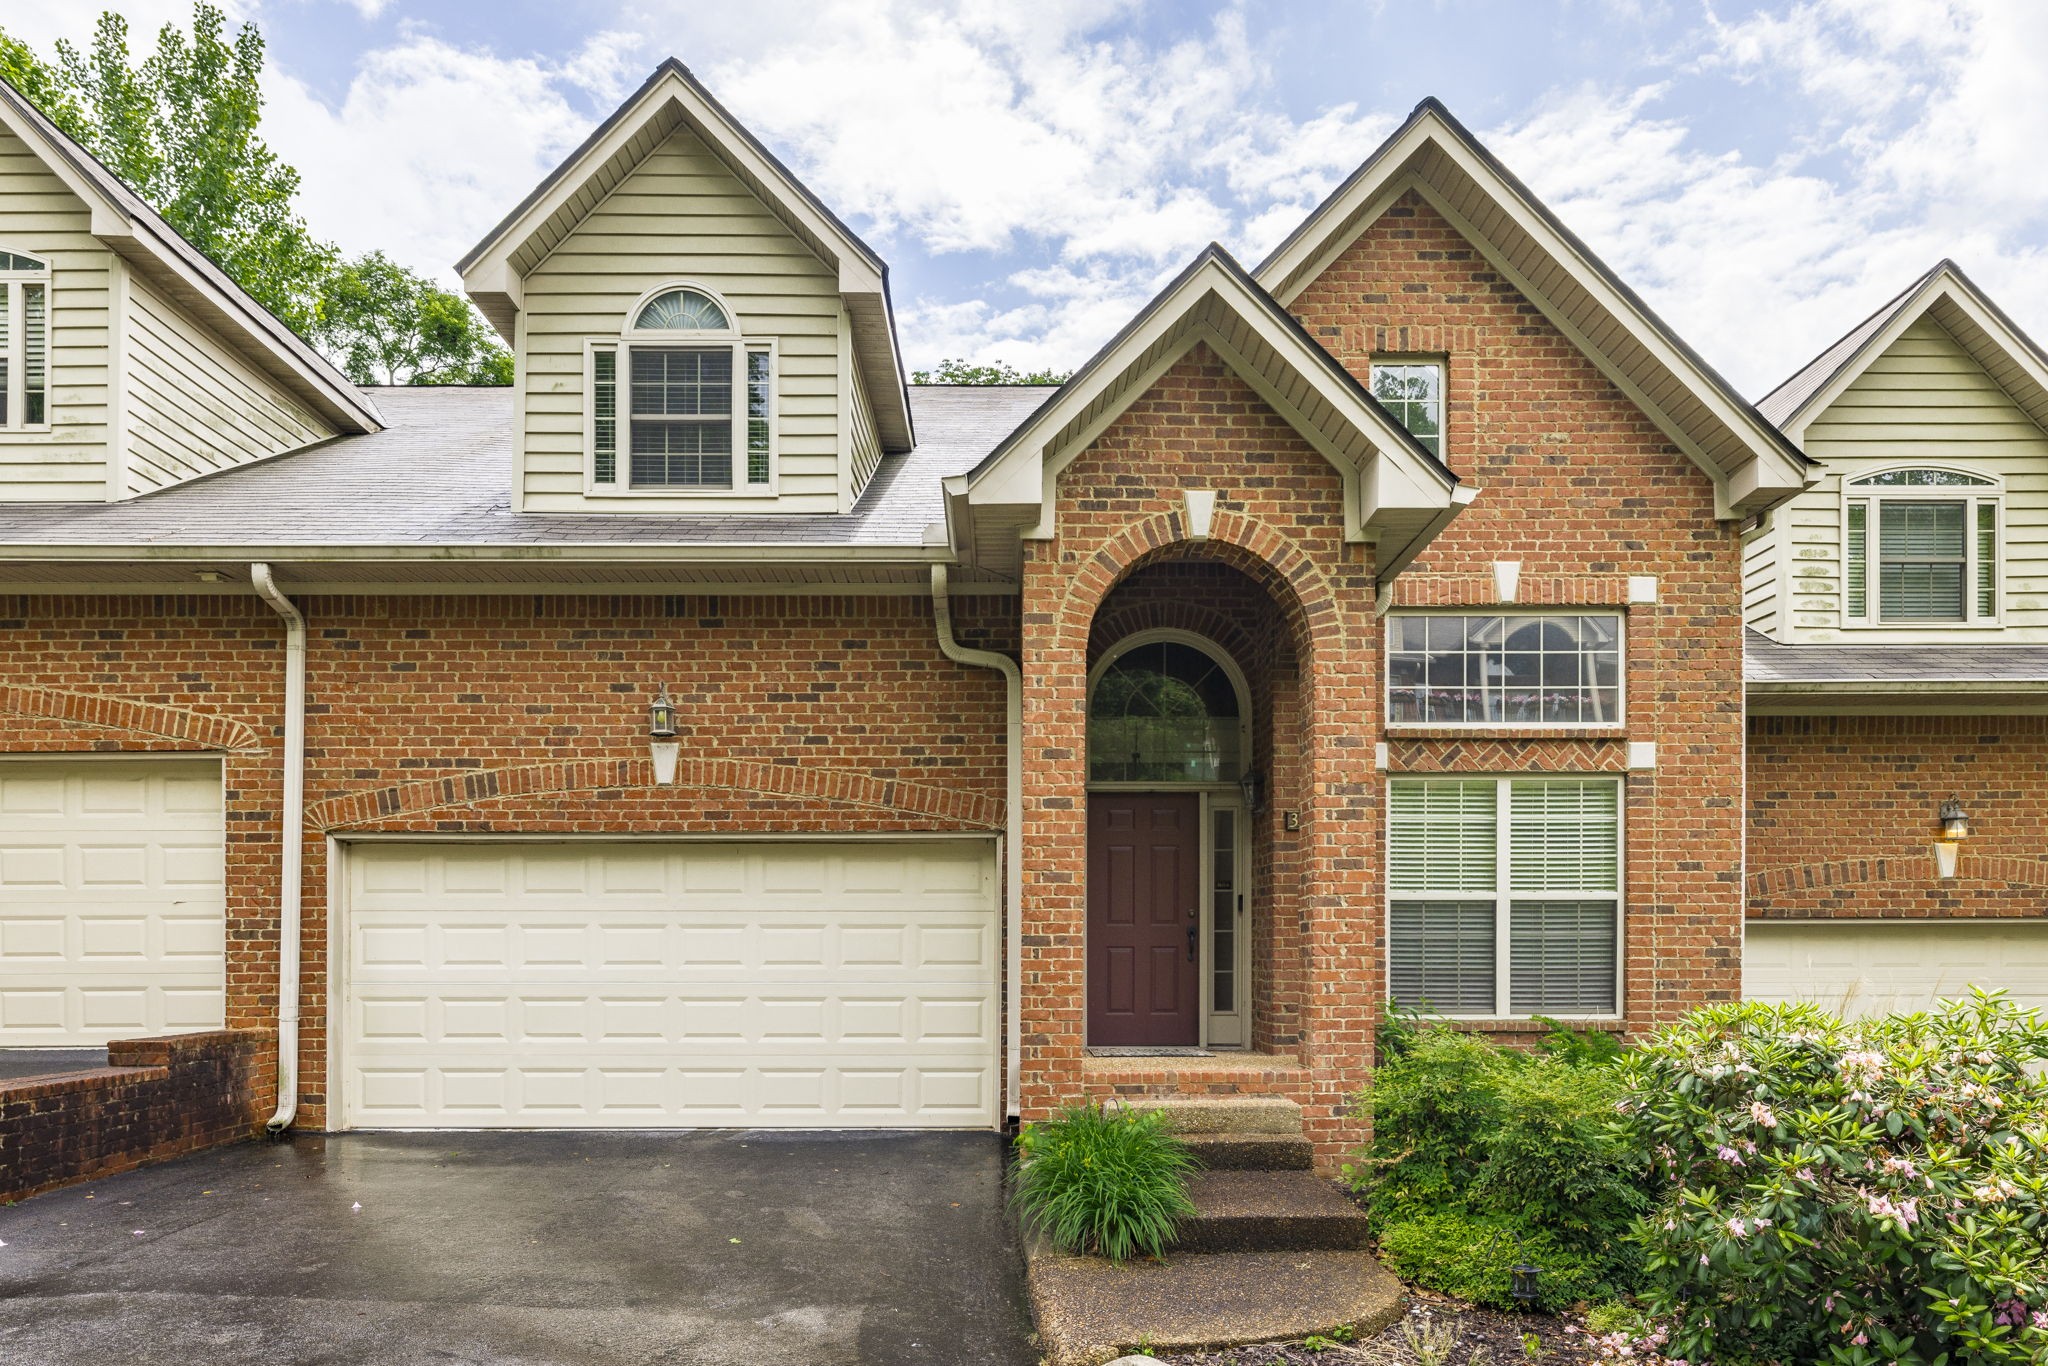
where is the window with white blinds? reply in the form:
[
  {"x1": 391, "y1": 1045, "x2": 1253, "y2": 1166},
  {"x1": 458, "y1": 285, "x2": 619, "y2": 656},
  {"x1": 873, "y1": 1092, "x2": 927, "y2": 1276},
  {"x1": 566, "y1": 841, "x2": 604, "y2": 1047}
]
[
  {"x1": 1844, "y1": 469, "x2": 1999, "y2": 626},
  {"x1": 1387, "y1": 776, "x2": 1621, "y2": 1017}
]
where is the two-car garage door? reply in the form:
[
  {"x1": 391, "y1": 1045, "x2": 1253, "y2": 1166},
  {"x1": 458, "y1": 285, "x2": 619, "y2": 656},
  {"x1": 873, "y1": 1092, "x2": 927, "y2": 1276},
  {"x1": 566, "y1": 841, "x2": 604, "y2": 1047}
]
[
  {"x1": 1745, "y1": 921, "x2": 2048, "y2": 1017},
  {"x1": 338, "y1": 839, "x2": 999, "y2": 1129}
]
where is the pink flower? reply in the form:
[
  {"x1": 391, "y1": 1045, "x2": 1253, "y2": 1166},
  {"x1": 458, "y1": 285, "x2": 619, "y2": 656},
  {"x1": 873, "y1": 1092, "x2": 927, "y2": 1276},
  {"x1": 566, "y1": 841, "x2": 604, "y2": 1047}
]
[{"x1": 1854, "y1": 1333, "x2": 1869, "y2": 1346}]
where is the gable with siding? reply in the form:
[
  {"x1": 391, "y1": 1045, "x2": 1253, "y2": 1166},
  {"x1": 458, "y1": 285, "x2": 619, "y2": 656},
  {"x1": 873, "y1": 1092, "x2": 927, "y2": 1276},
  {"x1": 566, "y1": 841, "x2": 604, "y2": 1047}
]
[
  {"x1": 1757, "y1": 314, "x2": 2048, "y2": 640},
  {"x1": 0, "y1": 125, "x2": 111, "y2": 501}
]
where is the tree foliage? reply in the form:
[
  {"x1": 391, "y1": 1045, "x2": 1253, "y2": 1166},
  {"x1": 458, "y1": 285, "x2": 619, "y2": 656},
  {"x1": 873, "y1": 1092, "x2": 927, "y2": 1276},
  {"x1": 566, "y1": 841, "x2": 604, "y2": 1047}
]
[
  {"x1": 0, "y1": 4, "x2": 508, "y2": 385},
  {"x1": 2, "y1": 5, "x2": 333, "y2": 334},
  {"x1": 910, "y1": 357, "x2": 1070, "y2": 385},
  {"x1": 316, "y1": 251, "x2": 511, "y2": 386}
]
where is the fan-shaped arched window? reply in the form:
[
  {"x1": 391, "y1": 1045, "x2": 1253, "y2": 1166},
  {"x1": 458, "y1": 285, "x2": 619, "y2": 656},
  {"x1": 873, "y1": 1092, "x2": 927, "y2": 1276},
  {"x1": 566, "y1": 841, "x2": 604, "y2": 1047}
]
[
  {"x1": 0, "y1": 247, "x2": 49, "y2": 430},
  {"x1": 587, "y1": 282, "x2": 774, "y2": 494},
  {"x1": 1843, "y1": 467, "x2": 2002, "y2": 625},
  {"x1": 1088, "y1": 636, "x2": 1248, "y2": 783},
  {"x1": 633, "y1": 288, "x2": 730, "y2": 333}
]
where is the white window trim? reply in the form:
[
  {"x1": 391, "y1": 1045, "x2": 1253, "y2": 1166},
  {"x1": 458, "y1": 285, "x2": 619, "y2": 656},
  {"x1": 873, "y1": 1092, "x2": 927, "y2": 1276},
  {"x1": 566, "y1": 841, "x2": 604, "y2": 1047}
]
[
  {"x1": 1841, "y1": 465, "x2": 2003, "y2": 629},
  {"x1": 0, "y1": 247, "x2": 52, "y2": 435},
  {"x1": 1385, "y1": 774, "x2": 1625, "y2": 1022},
  {"x1": 1384, "y1": 609, "x2": 1626, "y2": 730},
  {"x1": 1368, "y1": 354, "x2": 1446, "y2": 460},
  {"x1": 583, "y1": 281, "x2": 777, "y2": 498}
]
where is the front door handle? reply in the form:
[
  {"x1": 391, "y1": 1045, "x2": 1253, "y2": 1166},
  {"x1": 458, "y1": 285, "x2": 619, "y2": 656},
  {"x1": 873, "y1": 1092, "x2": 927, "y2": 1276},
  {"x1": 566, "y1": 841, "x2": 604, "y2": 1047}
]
[{"x1": 1187, "y1": 925, "x2": 1197, "y2": 962}]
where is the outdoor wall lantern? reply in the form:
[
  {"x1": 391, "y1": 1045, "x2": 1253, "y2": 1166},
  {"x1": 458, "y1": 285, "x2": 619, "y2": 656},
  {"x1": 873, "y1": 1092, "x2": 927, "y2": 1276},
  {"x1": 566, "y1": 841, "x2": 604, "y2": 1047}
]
[
  {"x1": 648, "y1": 684, "x2": 680, "y2": 786},
  {"x1": 1239, "y1": 768, "x2": 1261, "y2": 813},
  {"x1": 1933, "y1": 796, "x2": 1971, "y2": 880}
]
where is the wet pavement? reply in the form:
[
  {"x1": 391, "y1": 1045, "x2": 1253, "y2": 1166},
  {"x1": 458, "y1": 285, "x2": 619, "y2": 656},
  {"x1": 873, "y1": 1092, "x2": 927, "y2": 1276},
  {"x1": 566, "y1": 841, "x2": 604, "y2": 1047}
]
[{"x1": 0, "y1": 1129, "x2": 1034, "y2": 1365}]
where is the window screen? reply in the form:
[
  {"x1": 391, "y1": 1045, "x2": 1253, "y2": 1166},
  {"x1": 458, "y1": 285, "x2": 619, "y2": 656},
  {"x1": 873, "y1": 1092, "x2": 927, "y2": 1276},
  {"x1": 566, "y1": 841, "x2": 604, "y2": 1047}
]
[
  {"x1": 1877, "y1": 500, "x2": 1967, "y2": 621},
  {"x1": 629, "y1": 347, "x2": 733, "y2": 488},
  {"x1": 1369, "y1": 361, "x2": 1444, "y2": 458}
]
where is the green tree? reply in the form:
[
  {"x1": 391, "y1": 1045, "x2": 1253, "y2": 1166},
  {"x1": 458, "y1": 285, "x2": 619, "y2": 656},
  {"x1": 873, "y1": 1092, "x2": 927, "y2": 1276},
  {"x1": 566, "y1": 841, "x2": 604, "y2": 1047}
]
[
  {"x1": 315, "y1": 251, "x2": 511, "y2": 386},
  {"x1": 0, "y1": 5, "x2": 334, "y2": 335},
  {"x1": 911, "y1": 357, "x2": 1070, "y2": 385}
]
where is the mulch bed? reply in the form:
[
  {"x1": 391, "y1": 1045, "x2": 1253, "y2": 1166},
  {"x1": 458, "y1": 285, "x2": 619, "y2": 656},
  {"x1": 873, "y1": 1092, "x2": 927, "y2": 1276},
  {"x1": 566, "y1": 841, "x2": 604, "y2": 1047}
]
[{"x1": 1156, "y1": 1288, "x2": 1596, "y2": 1366}]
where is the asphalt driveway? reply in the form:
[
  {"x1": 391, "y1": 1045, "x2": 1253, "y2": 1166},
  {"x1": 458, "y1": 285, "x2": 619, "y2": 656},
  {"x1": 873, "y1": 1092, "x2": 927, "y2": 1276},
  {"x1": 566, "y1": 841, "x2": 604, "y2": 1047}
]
[{"x1": 0, "y1": 1130, "x2": 1034, "y2": 1366}]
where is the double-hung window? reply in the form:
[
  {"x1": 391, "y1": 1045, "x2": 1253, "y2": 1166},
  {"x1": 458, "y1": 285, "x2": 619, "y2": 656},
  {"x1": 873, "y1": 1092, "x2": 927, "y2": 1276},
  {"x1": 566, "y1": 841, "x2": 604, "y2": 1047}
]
[
  {"x1": 1844, "y1": 468, "x2": 1999, "y2": 625},
  {"x1": 1369, "y1": 359, "x2": 1444, "y2": 458},
  {"x1": 1387, "y1": 776, "x2": 1621, "y2": 1017},
  {"x1": 0, "y1": 249, "x2": 50, "y2": 431},
  {"x1": 1387, "y1": 613, "x2": 1622, "y2": 725},
  {"x1": 588, "y1": 285, "x2": 774, "y2": 493}
]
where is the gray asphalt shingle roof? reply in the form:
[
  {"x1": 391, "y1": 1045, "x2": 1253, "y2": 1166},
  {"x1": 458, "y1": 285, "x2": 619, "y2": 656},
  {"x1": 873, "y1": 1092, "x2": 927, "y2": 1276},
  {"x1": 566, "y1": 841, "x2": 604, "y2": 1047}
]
[
  {"x1": 1746, "y1": 629, "x2": 2048, "y2": 685},
  {"x1": 0, "y1": 385, "x2": 1054, "y2": 549}
]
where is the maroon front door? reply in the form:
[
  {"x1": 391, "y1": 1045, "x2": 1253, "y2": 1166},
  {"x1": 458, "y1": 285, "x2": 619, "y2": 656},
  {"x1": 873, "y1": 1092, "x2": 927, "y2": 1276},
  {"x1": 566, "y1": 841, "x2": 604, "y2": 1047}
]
[{"x1": 1087, "y1": 794, "x2": 1201, "y2": 1046}]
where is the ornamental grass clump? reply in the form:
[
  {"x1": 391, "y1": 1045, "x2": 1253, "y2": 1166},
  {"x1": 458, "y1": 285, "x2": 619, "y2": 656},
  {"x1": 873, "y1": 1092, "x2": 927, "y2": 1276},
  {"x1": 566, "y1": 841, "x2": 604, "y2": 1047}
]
[
  {"x1": 1616, "y1": 991, "x2": 2048, "y2": 1366},
  {"x1": 1010, "y1": 1101, "x2": 1198, "y2": 1263}
]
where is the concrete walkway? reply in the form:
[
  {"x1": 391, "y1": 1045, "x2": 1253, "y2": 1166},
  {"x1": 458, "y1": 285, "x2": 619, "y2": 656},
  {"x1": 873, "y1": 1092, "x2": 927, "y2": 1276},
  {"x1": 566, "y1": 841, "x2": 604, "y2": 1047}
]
[{"x1": 0, "y1": 1129, "x2": 1035, "y2": 1365}]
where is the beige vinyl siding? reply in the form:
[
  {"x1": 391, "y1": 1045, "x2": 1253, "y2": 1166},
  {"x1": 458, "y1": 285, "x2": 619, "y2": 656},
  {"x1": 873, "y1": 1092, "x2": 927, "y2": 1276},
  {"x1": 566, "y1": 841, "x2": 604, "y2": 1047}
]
[
  {"x1": 1784, "y1": 316, "x2": 2048, "y2": 640},
  {"x1": 1742, "y1": 516, "x2": 1780, "y2": 636},
  {"x1": 125, "y1": 278, "x2": 332, "y2": 494},
  {"x1": 0, "y1": 126, "x2": 110, "y2": 501},
  {"x1": 520, "y1": 127, "x2": 845, "y2": 513},
  {"x1": 849, "y1": 351, "x2": 881, "y2": 498}
]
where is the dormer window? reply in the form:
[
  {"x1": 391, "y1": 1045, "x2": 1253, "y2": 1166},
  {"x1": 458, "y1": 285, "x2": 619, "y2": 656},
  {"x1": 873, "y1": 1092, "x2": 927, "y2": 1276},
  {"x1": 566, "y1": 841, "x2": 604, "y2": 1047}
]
[
  {"x1": 1844, "y1": 468, "x2": 2000, "y2": 625},
  {"x1": 0, "y1": 249, "x2": 49, "y2": 432},
  {"x1": 587, "y1": 284, "x2": 775, "y2": 494}
]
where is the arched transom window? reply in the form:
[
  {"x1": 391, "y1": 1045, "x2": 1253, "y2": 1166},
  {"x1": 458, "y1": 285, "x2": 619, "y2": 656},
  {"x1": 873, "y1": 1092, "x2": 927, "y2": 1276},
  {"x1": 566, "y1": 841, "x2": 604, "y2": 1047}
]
[
  {"x1": 1844, "y1": 467, "x2": 2001, "y2": 625},
  {"x1": 0, "y1": 247, "x2": 49, "y2": 431},
  {"x1": 1088, "y1": 637, "x2": 1248, "y2": 783},
  {"x1": 587, "y1": 283, "x2": 774, "y2": 494}
]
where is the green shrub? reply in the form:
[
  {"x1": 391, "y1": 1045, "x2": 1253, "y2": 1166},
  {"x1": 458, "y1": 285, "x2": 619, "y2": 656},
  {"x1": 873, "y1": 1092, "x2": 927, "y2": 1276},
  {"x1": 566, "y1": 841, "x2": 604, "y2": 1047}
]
[
  {"x1": 1616, "y1": 992, "x2": 2048, "y2": 1365},
  {"x1": 1376, "y1": 1211, "x2": 1612, "y2": 1313},
  {"x1": 1349, "y1": 1019, "x2": 1648, "y2": 1258},
  {"x1": 1010, "y1": 1101, "x2": 1198, "y2": 1263}
]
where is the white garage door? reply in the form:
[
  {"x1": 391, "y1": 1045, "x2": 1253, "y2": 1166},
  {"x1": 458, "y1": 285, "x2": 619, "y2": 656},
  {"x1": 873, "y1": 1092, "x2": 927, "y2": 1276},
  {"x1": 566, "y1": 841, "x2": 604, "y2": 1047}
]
[
  {"x1": 340, "y1": 839, "x2": 999, "y2": 1129},
  {"x1": 1746, "y1": 921, "x2": 2048, "y2": 1017},
  {"x1": 0, "y1": 758, "x2": 226, "y2": 1045}
]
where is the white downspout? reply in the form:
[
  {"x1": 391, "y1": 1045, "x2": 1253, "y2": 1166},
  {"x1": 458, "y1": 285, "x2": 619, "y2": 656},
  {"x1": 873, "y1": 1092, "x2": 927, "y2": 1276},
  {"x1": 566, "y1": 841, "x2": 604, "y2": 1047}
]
[
  {"x1": 251, "y1": 564, "x2": 304, "y2": 1135},
  {"x1": 930, "y1": 566, "x2": 1024, "y2": 1121}
]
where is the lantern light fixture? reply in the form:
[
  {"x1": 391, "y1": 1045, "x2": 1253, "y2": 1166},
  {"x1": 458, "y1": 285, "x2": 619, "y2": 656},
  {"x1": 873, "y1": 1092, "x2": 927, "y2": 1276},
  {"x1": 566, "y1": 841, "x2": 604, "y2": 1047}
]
[
  {"x1": 648, "y1": 684, "x2": 680, "y2": 785},
  {"x1": 1510, "y1": 1260, "x2": 1542, "y2": 1311},
  {"x1": 1933, "y1": 795, "x2": 1971, "y2": 880}
]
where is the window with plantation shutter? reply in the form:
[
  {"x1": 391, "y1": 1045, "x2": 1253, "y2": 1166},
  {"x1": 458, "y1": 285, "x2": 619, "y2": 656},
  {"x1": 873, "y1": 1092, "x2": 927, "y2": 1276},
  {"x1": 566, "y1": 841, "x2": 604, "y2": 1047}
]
[
  {"x1": 1388, "y1": 776, "x2": 1622, "y2": 1017},
  {"x1": 586, "y1": 284, "x2": 777, "y2": 494},
  {"x1": 0, "y1": 248, "x2": 49, "y2": 431},
  {"x1": 1844, "y1": 469, "x2": 2000, "y2": 626}
]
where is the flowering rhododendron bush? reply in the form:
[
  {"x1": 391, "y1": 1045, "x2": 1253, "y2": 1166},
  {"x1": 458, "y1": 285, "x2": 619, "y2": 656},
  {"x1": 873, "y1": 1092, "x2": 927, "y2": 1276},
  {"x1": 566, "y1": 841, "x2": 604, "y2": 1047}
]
[{"x1": 1615, "y1": 993, "x2": 2048, "y2": 1365}]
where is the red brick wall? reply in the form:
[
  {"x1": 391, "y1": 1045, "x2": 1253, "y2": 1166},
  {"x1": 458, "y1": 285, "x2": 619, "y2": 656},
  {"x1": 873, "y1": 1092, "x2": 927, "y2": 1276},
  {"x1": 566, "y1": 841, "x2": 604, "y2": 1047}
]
[
  {"x1": 0, "y1": 1029, "x2": 271, "y2": 1202},
  {"x1": 1294, "y1": 191, "x2": 1750, "y2": 1035},
  {"x1": 1749, "y1": 715, "x2": 2048, "y2": 917},
  {"x1": 0, "y1": 592, "x2": 1010, "y2": 1130}
]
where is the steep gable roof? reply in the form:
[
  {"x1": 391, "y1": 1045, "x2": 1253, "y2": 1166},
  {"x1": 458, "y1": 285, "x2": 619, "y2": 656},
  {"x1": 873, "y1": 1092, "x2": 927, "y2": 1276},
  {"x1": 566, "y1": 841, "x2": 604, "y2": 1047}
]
[
  {"x1": 956, "y1": 244, "x2": 1469, "y2": 590},
  {"x1": 458, "y1": 60, "x2": 912, "y2": 453},
  {"x1": 1757, "y1": 260, "x2": 2048, "y2": 445},
  {"x1": 0, "y1": 75, "x2": 380, "y2": 435},
  {"x1": 1256, "y1": 98, "x2": 1813, "y2": 517}
]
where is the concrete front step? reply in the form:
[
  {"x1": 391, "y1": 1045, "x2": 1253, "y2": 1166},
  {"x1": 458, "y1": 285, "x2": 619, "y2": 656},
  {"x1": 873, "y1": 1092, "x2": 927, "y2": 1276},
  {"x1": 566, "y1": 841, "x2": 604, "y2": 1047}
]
[
  {"x1": 1174, "y1": 1170, "x2": 1371, "y2": 1253},
  {"x1": 1177, "y1": 1131, "x2": 1314, "y2": 1171},
  {"x1": 1122, "y1": 1095, "x2": 1303, "y2": 1136},
  {"x1": 1026, "y1": 1248, "x2": 1404, "y2": 1366}
]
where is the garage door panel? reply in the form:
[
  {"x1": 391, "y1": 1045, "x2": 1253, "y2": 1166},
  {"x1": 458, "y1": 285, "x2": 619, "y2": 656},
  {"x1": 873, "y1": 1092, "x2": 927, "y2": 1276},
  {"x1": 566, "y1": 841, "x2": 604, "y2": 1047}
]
[
  {"x1": 342, "y1": 841, "x2": 999, "y2": 1129},
  {"x1": 0, "y1": 760, "x2": 226, "y2": 1046},
  {"x1": 1746, "y1": 922, "x2": 2048, "y2": 1016}
]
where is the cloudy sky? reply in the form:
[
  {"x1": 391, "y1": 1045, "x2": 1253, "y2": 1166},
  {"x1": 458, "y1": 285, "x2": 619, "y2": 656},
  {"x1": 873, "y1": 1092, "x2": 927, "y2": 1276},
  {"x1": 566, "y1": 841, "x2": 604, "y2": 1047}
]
[{"x1": 8, "y1": 0, "x2": 2048, "y2": 395}]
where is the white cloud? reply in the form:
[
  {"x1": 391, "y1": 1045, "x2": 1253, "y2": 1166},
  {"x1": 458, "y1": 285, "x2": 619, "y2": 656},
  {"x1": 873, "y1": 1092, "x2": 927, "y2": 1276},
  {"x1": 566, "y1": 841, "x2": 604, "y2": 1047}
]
[{"x1": 261, "y1": 33, "x2": 627, "y2": 278}]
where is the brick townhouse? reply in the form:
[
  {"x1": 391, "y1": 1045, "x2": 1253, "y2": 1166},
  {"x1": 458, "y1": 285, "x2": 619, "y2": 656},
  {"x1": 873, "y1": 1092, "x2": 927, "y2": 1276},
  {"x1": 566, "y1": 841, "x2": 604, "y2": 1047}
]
[{"x1": 0, "y1": 60, "x2": 2036, "y2": 1177}]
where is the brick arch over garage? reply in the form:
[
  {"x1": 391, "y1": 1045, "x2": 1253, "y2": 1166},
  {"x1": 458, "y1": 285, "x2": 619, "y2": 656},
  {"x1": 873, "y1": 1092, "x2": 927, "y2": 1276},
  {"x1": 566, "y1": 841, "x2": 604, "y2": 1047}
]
[
  {"x1": 1749, "y1": 855, "x2": 2048, "y2": 903},
  {"x1": 307, "y1": 757, "x2": 1007, "y2": 832},
  {"x1": 0, "y1": 683, "x2": 262, "y2": 752}
]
